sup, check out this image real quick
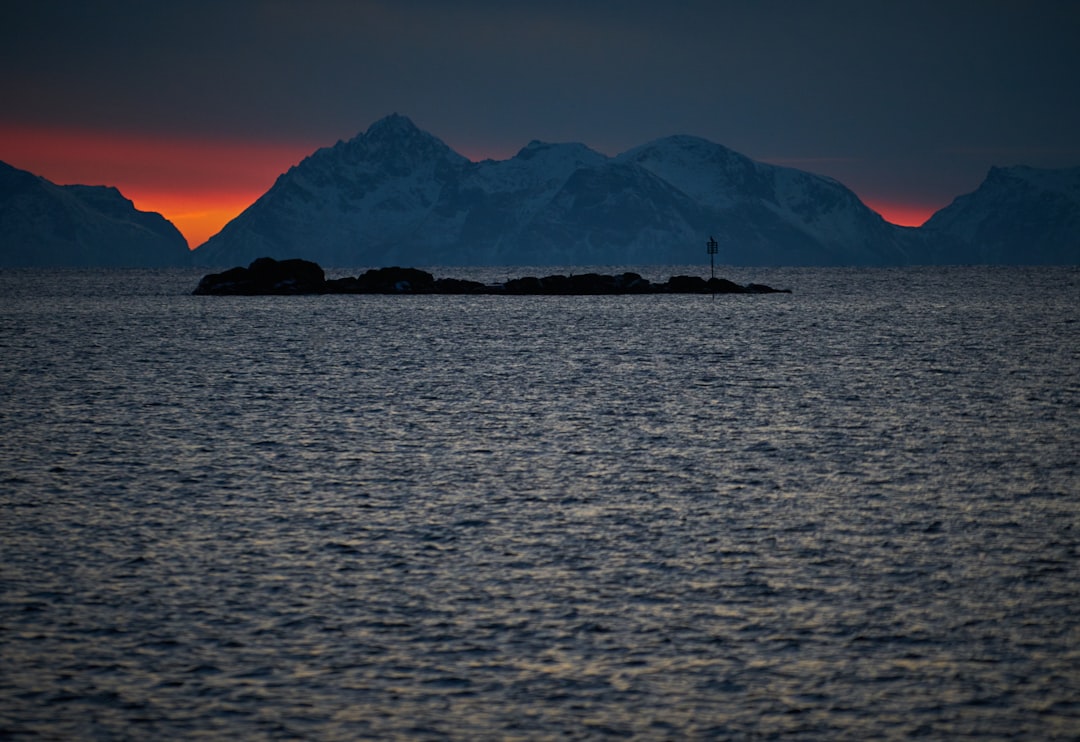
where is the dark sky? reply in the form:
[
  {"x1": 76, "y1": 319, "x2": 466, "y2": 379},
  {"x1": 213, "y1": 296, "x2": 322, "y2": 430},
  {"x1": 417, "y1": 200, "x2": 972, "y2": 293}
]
[{"x1": 2, "y1": 0, "x2": 1079, "y2": 245}]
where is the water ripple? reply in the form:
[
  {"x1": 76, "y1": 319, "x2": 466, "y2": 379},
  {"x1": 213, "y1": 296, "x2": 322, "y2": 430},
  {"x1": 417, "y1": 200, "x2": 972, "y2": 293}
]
[{"x1": 1, "y1": 266, "x2": 1078, "y2": 739}]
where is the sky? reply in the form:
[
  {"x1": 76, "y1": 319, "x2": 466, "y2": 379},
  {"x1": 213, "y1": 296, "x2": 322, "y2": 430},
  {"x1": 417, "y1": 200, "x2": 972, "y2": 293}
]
[{"x1": 2, "y1": 0, "x2": 1079, "y2": 249}]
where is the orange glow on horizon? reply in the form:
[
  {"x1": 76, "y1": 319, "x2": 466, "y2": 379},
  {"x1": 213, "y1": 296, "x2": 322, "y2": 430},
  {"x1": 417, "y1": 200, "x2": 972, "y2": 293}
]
[
  {"x1": 862, "y1": 199, "x2": 940, "y2": 227},
  {"x1": 0, "y1": 123, "x2": 319, "y2": 248},
  {"x1": 2, "y1": 123, "x2": 947, "y2": 247},
  {"x1": 123, "y1": 190, "x2": 262, "y2": 250}
]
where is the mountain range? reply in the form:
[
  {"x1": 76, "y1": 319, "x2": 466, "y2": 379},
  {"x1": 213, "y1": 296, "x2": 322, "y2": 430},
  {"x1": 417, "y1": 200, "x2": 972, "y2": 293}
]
[
  {"x1": 2, "y1": 115, "x2": 1078, "y2": 267},
  {"x1": 193, "y1": 115, "x2": 1079, "y2": 267},
  {"x1": 0, "y1": 160, "x2": 190, "y2": 267}
]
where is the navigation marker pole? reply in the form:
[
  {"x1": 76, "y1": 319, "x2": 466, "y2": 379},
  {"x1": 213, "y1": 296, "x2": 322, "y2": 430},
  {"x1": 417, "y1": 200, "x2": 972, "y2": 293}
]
[{"x1": 707, "y1": 235, "x2": 718, "y2": 279}]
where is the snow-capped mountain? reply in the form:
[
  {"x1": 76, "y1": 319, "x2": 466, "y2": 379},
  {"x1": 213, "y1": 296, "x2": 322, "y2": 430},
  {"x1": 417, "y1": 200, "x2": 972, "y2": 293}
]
[
  {"x1": 454, "y1": 144, "x2": 709, "y2": 265},
  {"x1": 5, "y1": 117, "x2": 1077, "y2": 268},
  {"x1": 196, "y1": 114, "x2": 470, "y2": 267},
  {"x1": 193, "y1": 115, "x2": 925, "y2": 267},
  {"x1": 0, "y1": 161, "x2": 191, "y2": 267},
  {"x1": 921, "y1": 166, "x2": 1080, "y2": 264},
  {"x1": 618, "y1": 135, "x2": 920, "y2": 265}
]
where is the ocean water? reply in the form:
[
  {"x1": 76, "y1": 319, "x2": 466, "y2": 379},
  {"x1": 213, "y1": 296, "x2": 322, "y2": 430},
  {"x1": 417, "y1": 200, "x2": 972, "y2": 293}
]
[{"x1": 1, "y1": 264, "x2": 1078, "y2": 740}]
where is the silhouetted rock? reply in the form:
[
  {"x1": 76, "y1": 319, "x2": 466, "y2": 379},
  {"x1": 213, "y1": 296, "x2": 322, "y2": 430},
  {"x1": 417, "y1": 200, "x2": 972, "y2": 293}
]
[
  {"x1": 745, "y1": 282, "x2": 789, "y2": 294},
  {"x1": 434, "y1": 277, "x2": 488, "y2": 294},
  {"x1": 538, "y1": 275, "x2": 570, "y2": 294},
  {"x1": 503, "y1": 276, "x2": 544, "y2": 294},
  {"x1": 193, "y1": 258, "x2": 791, "y2": 295},
  {"x1": 708, "y1": 277, "x2": 747, "y2": 293},
  {"x1": 617, "y1": 272, "x2": 653, "y2": 293},
  {"x1": 193, "y1": 257, "x2": 325, "y2": 295},
  {"x1": 665, "y1": 275, "x2": 709, "y2": 293},
  {"x1": 322, "y1": 275, "x2": 365, "y2": 293},
  {"x1": 352, "y1": 266, "x2": 437, "y2": 293}
]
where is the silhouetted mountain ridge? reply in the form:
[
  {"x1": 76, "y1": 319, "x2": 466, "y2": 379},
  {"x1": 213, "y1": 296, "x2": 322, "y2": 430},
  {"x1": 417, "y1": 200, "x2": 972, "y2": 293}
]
[
  {"x1": 0, "y1": 161, "x2": 190, "y2": 267},
  {"x1": 921, "y1": 165, "x2": 1080, "y2": 264}
]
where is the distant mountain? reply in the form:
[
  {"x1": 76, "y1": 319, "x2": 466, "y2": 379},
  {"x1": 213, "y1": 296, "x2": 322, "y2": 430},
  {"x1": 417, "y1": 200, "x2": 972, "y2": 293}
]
[
  {"x1": 617, "y1": 135, "x2": 921, "y2": 265},
  {"x1": 921, "y1": 166, "x2": 1080, "y2": 264},
  {"x1": 193, "y1": 114, "x2": 927, "y2": 267},
  {"x1": 0, "y1": 161, "x2": 191, "y2": 267}
]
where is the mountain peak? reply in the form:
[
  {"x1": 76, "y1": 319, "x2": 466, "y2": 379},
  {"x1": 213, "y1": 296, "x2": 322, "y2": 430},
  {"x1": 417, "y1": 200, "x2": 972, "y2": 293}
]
[
  {"x1": 338, "y1": 113, "x2": 467, "y2": 167},
  {"x1": 513, "y1": 140, "x2": 607, "y2": 165},
  {"x1": 365, "y1": 113, "x2": 421, "y2": 138},
  {"x1": 191, "y1": 115, "x2": 1079, "y2": 267},
  {"x1": 922, "y1": 164, "x2": 1080, "y2": 263}
]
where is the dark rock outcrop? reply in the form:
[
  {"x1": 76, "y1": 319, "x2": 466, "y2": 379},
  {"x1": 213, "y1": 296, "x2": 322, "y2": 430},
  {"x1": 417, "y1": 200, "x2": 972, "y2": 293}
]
[
  {"x1": 503, "y1": 273, "x2": 649, "y2": 295},
  {"x1": 193, "y1": 257, "x2": 325, "y2": 295},
  {"x1": 193, "y1": 257, "x2": 790, "y2": 296},
  {"x1": 433, "y1": 277, "x2": 488, "y2": 294}
]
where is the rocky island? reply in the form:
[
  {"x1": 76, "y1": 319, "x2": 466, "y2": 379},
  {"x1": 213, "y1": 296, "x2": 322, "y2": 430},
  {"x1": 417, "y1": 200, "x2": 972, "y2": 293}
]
[{"x1": 193, "y1": 257, "x2": 791, "y2": 296}]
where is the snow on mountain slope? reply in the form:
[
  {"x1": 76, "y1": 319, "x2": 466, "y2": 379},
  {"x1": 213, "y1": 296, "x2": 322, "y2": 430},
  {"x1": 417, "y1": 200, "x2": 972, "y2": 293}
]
[
  {"x1": 473, "y1": 140, "x2": 609, "y2": 194},
  {"x1": 0, "y1": 160, "x2": 191, "y2": 267},
  {"x1": 198, "y1": 115, "x2": 918, "y2": 266},
  {"x1": 921, "y1": 166, "x2": 1080, "y2": 264},
  {"x1": 619, "y1": 135, "x2": 917, "y2": 264},
  {"x1": 7, "y1": 114, "x2": 1073, "y2": 268},
  {"x1": 617, "y1": 135, "x2": 773, "y2": 208},
  {"x1": 502, "y1": 159, "x2": 708, "y2": 265},
  {"x1": 436, "y1": 141, "x2": 615, "y2": 262},
  {"x1": 193, "y1": 114, "x2": 1076, "y2": 268},
  {"x1": 197, "y1": 114, "x2": 472, "y2": 266}
]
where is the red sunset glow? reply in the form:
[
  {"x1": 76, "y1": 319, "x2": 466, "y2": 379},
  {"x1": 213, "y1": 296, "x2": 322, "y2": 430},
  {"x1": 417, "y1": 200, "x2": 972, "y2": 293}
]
[
  {"x1": 863, "y1": 200, "x2": 940, "y2": 228},
  {"x1": 1, "y1": 124, "x2": 941, "y2": 247},
  {"x1": 122, "y1": 190, "x2": 270, "y2": 251},
  {"x1": 0, "y1": 125, "x2": 318, "y2": 249}
]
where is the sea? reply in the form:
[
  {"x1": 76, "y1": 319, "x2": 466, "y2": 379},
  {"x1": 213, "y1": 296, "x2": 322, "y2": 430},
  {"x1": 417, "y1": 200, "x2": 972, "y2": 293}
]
[{"x1": 1, "y1": 264, "x2": 1078, "y2": 740}]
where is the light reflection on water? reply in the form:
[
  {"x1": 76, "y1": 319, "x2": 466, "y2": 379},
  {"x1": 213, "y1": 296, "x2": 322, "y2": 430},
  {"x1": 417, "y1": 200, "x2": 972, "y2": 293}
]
[{"x1": 1, "y1": 266, "x2": 1078, "y2": 739}]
